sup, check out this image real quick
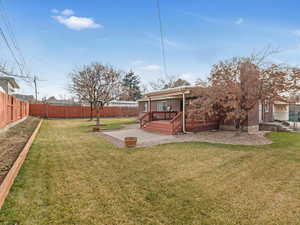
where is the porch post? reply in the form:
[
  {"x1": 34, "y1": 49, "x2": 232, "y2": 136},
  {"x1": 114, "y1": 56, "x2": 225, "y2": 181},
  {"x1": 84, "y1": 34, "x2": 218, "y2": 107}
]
[
  {"x1": 148, "y1": 97, "x2": 152, "y2": 121},
  {"x1": 182, "y1": 92, "x2": 186, "y2": 133}
]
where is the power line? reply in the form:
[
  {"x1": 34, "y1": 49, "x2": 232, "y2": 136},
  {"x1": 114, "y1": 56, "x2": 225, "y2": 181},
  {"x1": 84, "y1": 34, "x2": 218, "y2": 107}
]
[
  {"x1": 156, "y1": 0, "x2": 168, "y2": 77},
  {"x1": 0, "y1": 0, "x2": 27, "y2": 70},
  {"x1": 0, "y1": 0, "x2": 30, "y2": 78},
  {"x1": 0, "y1": 26, "x2": 24, "y2": 75}
]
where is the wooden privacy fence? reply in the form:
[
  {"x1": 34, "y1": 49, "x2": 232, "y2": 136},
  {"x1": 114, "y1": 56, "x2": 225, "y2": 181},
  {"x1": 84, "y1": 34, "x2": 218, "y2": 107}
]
[
  {"x1": 0, "y1": 92, "x2": 29, "y2": 129},
  {"x1": 29, "y1": 104, "x2": 138, "y2": 118}
]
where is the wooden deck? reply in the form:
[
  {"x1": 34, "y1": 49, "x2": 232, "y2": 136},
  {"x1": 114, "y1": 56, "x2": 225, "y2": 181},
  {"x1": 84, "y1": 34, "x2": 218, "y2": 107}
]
[
  {"x1": 143, "y1": 120, "x2": 174, "y2": 135},
  {"x1": 139, "y1": 111, "x2": 183, "y2": 135}
]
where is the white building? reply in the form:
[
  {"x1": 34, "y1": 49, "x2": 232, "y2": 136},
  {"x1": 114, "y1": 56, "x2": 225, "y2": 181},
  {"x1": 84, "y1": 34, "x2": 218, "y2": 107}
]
[
  {"x1": 273, "y1": 101, "x2": 289, "y2": 121},
  {"x1": 0, "y1": 77, "x2": 19, "y2": 95},
  {"x1": 108, "y1": 100, "x2": 138, "y2": 107}
]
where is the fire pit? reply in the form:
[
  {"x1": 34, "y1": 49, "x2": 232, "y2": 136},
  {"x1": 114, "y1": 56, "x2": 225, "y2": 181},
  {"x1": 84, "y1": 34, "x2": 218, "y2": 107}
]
[{"x1": 124, "y1": 137, "x2": 137, "y2": 148}]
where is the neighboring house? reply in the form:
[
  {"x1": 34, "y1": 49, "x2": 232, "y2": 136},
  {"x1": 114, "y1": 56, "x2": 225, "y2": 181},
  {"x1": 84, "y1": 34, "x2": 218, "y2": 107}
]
[
  {"x1": 273, "y1": 101, "x2": 300, "y2": 122},
  {"x1": 12, "y1": 94, "x2": 35, "y2": 103},
  {"x1": 138, "y1": 86, "x2": 273, "y2": 135},
  {"x1": 0, "y1": 77, "x2": 19, "y2": 95},
  {"x1": 289, "y1": 103, "x2": 300, "y2": 122},
  {"x1": 108, "y1": 100, "x2": 138, "y2": 107},
  {"x1": 44, "y1": 96, "x2": 80, "y2": 106},
  {"x1": 273, "y1": 101, "x2": 289, "y2": 121}
]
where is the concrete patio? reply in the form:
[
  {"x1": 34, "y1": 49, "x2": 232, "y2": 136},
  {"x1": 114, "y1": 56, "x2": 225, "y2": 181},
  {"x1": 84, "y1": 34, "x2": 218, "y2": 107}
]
[
  {"x1": 102, "y1": 124, "x2": 178, "y2": 147},
  {"x1": 100, "y1": 124, "x2": 272, "y2": 148}
]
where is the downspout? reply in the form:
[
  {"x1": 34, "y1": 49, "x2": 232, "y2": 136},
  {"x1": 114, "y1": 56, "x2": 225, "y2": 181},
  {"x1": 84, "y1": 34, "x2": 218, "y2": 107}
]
[
  {"x1": 182, "y1": 92, "x2": 186, "y2": 133},
  {"x1": 148, "y1": 97, "x2": 152, "y2": 121}
]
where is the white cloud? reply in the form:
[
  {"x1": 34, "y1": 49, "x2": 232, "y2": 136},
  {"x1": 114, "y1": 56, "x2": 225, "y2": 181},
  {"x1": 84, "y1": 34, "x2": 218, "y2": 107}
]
[
  {"x1": 292, "y1": 30, "x2": 300, "y2": 37},
  {"x1": 183, "y1": 11, "x2": 245, "y2": 26},
  {"x1": 181, "y1": 73, "x2": 197, "y2": 81},
  {"x1": 51, "y1": 9, "x2": 102, "y2": 31},
  {"x1": 164, "y1": 39, "x2": 183, "y2": 48},
  {"x1": 235, "y1": 18, "x2": 244, "y2": 25},
  {"x1": 145, "y1": 33, "x2": 191, "y2": 50},
  {"x1": 61, "y1": 9, "x2": 74, "y2": 16},
  {"x1": 140, "y1": 64, "x2": 161, "y2": 71},
  {"x1": 52, "y1": 15, "x2": 102, "y2": 31},
  {"x1": 51, "y1": 9, "x2": 59, "y2": 14},
  {"x1": 131, "y1": 60, "x2": 144, "y2": 66}
]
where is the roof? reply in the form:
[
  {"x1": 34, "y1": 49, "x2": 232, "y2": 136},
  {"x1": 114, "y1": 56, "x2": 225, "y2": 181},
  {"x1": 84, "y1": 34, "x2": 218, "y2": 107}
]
[
  {"x1": 0, "y1": 77, "x2": 19, "y2": 89},
  {"x1": 12, "y1": 94, "x2": 34, "y2": 102},
  {"x1": 110, "y1": 100, "x2": 137, "y2": 104},
  {"x1": 138, "y1": 86, "x2": 203, "y2": 101}
]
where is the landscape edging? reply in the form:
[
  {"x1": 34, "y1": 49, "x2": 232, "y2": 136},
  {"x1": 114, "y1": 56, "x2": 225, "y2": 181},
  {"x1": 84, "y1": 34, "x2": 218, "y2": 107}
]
[{"x1": 0, "y1": 119, "x2": 43, "y2": 209}]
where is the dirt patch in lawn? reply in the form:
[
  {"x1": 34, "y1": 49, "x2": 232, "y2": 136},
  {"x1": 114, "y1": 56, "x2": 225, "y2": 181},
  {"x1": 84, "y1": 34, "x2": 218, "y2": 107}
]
[{"x1": 0, "y1": 117, "x2": 40, "y2": 184}]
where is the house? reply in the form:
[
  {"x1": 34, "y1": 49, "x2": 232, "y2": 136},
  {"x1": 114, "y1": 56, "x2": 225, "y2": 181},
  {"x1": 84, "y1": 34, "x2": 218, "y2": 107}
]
[
  {"x1": 12, "y1": 94, "x2": 35, "y2": 102},
  {"x1": 138, "y1": 86, "x2": 274, "y2": 135},
  {"x1": 289, "y1": 103, "x2": 300, "y2": 122},
  {"x1": 273, "y1": 101, "x2": 300, "y2": 122},
  {"x1": 108, "y1": 100, "x2": 138, "y2": 107},
  {"x1": 0, "y1": 77, "x2": 19, "y2": 95},
  {"x1": 44, "y1": 96, "x2": 80, "y2": 106}
]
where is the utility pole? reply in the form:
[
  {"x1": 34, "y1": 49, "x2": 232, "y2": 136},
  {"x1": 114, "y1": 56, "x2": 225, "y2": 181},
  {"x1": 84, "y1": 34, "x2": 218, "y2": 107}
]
[
  {"x1": 32, "y1": 75, "x2": 46, "y2": 103},
  {"x1": 33, "y1": 75, "x2": 38, "y2": 102}
]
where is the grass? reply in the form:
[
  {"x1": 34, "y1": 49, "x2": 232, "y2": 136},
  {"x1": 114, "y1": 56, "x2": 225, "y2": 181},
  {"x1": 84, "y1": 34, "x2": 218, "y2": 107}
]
[
  {"x1": 82, "y1": 117, "x2": 138, "y2": 130},
  {"x1": 0, "y1": 118, "x2": 300, "y2": 225}
]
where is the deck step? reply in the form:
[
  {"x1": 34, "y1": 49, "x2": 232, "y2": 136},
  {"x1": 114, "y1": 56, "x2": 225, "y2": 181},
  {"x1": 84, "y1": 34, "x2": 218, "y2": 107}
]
[
  {"x1": 143, "y1": 126, "x2": 173, "y2": 135},
  {"x1": 141, "y1": 120, "x2": 182, "y2": 135},
  {"x1": 145, "y1": 123, "x2": 172, "y2": 129}
]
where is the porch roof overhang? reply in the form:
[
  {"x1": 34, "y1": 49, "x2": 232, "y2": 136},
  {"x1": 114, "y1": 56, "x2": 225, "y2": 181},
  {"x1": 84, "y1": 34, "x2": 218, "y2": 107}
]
[{"x1": 138, "y1": 86, "x2": 202, "y2": 102}]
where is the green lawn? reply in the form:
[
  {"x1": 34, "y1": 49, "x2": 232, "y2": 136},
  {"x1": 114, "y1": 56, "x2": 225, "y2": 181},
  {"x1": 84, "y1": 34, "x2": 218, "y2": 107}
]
[{"x1": 0, "y1": 118, "x2": 300, "y2": 225}]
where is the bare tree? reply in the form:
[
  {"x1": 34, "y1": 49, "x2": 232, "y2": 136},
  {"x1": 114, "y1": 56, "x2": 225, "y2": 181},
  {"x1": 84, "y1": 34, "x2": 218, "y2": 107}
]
[
  {"x1": 195, "y1": 78, "x2": 209, "y2": 88},
  {"x1": 0, "y1": 63, "x2": 7, "y2": 75},
  {"x1": 69, "y1": 63, "x2": 122, "y2": 130},
  {"x1": 70, "y1": 65, "x2": 97, "y2": 120},
  {"x1": 150, "y1": 75, "x2": 190, "y2": 90}
]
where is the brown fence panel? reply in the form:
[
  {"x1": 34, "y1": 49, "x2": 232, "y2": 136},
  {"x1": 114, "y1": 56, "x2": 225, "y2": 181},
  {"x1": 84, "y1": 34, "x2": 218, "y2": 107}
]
[
  {"x1": 0, "y1": 92, "x2": 29, "y2": 129},
  {"x1": 29, "y1": 104, "x2": 138, "y2": 118}
]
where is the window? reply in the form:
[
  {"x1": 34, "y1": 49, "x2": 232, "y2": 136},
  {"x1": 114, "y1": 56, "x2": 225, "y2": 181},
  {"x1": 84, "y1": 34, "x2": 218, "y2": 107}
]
[
  {"x1": 157, "y1": 101, "x2": 168, "y2": 112},
  {"x1": 143, "y1": 102, "x2": 148, "y2": 112}
]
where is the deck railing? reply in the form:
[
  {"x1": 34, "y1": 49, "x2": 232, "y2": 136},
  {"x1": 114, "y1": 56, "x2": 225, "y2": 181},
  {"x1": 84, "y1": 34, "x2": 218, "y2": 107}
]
[
  {"x1": 139, "y1": 112, "x2": 151, "y2": 128},
  {"x1": 139, "y1": 111, "x2": 180, "y2": 131},
  {"x1": 170, "y1": 112, "x2": 183, "y2": 134},
  {"x1": 150, "y1": 111, "x2": 178, "y2": 121}
]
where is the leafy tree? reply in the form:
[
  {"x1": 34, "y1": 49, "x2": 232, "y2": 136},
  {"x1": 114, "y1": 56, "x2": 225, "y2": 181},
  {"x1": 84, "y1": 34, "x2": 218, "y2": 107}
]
[{"x1": 121, "y1": 71, "x2": 142, "y2": 101}]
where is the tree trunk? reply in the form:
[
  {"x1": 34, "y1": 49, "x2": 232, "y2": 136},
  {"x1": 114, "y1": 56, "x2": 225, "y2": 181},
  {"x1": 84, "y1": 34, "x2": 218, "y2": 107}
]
[
  {"x1": 90, "y1": 102, "x2": 93, "y2": 121},
  {"x1": 96, "y1": 105, "x2": 100, "y2": 127},
  {"x1": 235, "y1": 118, "x2": 242, "y2": 136}
]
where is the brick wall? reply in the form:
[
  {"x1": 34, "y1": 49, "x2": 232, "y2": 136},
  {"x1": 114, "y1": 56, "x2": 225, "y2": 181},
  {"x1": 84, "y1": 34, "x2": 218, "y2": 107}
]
[
  {"x1": 186, "y1": 119, "x2": 219, "y2": 132},
  {"x1": 0, "y1": 92, "x2": 29, "y2": 129},
  {"x1": 29, "y1": 104, "x2": 138, "y2": 118}
]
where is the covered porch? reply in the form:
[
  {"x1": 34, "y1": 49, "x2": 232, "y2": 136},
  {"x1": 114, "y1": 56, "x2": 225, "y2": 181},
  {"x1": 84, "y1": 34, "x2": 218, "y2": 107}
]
[
  {"x1": 138, "y1": 86, "x2": 219, "y2": 134},
  {"x1": 138, "y1": 87, "x2": 192, "y2": 135},
  {"x1": 139, "y1": 111, "x2": 183, "y2": 135}
]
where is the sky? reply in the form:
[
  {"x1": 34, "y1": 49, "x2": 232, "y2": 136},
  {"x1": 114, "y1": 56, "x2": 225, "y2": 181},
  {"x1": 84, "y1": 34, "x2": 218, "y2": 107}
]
[{"x1": 1, "y1": 0, "x2": 300, "y2": 99}]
